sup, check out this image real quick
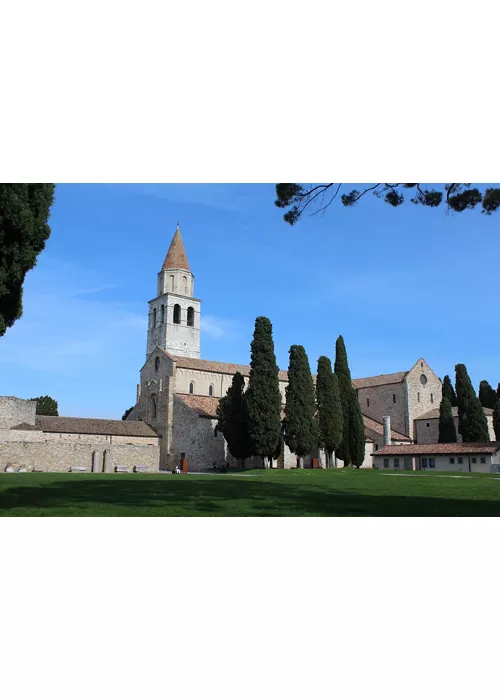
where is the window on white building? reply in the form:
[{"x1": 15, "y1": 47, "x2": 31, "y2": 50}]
[
  {"x1": 450, "y1": 457, "x2": 455, "y2": 464},
  {"x1": 383, "y1": 459, "x2": 389, "y2": 468},
  {"x1": 209, "y1": 385, "x2": 213, "y2": 396},
  {"x1": 472, "y1": 457, "x2": 477, "y2": 464},
  {"x1": 189, "y1": 382, "x2": 194, "y2": 394},
  {"x1": 429, "y1": 458, "x2": 435, "y2": 468},
  {"x1": 458, "y1": 457, "x2": 463, "y2": 464},
  {"x1": 480, "y1": 457, "x2": 486, "y2": 464},
  {"x1": 421, "y1": 458, "x2": 428, "y2": 468}
]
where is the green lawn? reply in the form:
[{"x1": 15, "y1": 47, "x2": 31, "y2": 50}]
[{"x1": 1, "y1": 468, "x2": 500, "y2": 516}]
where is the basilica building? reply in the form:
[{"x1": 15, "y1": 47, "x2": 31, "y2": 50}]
[{"x1": 127, "y1": 225, "x2": 445, "y2": 471}]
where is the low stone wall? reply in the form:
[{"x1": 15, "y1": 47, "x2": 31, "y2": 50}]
[{"x1": 0, "y1": 434, "x2": 159, "y2": 472}]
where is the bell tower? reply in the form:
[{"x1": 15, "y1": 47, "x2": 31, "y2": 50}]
[{"x1": 146, "y1": 223, "x2": 201, "y2": 359}]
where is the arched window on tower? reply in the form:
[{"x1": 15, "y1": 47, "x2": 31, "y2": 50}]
[
  {"x1": 169, "y1": 275, "x2": 174, "y2": 292},
  {"x1": 161, "y1": 304, "x2": 165, "y2": 324},
  {"x1": 182, "y1": 276, "x2": 187, "y2": 294},
  {"x1": 189, "y1": 382, "x2": 194, "y2": 394},
  {"x1": 209, "y1": 385, "x2": 214, "y2": 396},
  {"x1": 149, "y1": 394, "x2": 157, "y2": 421},
  {"x1": 152, "y1": 308, "x2": 157, "y2": 327},
  {"x1": 187, "y1": 306, "x2": 194, "y2": 327},
  {"x1": 173, "y1": 304, "x2": 181, "y2": 324}
]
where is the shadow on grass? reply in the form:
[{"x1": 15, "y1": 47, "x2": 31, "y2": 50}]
[{"x1": 1, "y1": 474, "x2": 500, "y2": 516}]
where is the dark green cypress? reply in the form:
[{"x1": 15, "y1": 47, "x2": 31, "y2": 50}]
[
  {"x1": 438, "y1": 397, "x2": 457, "y2": 443},
  {"x1": 0, "y1": 184, "x2": 55, "y2": 336},
  {"x1": 479, "y1": 380, "x2": 497, "y2": 409},
  {"x1": 497, "y1": 383, "x2": 500, "y2": 403},
  {"x1": 30, "y1": 395, "x2": 59, "y2": 416},
  {"x1": 349, "y1": 387, "x2": 366, "y2": 467},
  {"x1": 216, "y1": 372, "x2": 254, "y2": 467},
  {"x1": 442, "y1": 375, "x2": 458, "y2": 407},
  {"x1": 246, "y1": 317, "x2": 282, "y2": 468},
  {"x1": 284, "y1": 345, "x2": 317, "y2": 468},
  {"x1": 316, "y1": 357, "x2": 343, "y2": 467},
  {"x1": 334, "y1": 335, "x2": 353, "y2": 465},
  {"x1": 493, "y1": 402, "x2": 500, "y2": 440},
  {"x1": 463, "y1": 396, "x2": 490, "y2": 442},
  {"x1": 455, "y1": 364, "x2": 476, "y2": 437}
]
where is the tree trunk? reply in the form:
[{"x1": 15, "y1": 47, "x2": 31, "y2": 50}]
[
  {"x1": 263, "y1": 456, "x2": 269, "y2": 469},
  {"x1": 241, "y1": 457, "x2": 246, "y2": 469},
  {"x1": 298, "y1": 456, "x2": 304, "y2": 469},
  {"x1": 333, "y1": 452, "x2": 337, "y2": 468}
]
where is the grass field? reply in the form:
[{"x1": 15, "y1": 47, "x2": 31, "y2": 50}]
[{"x1": 1, "y1": 468, "x2": 500, "y2": 516}]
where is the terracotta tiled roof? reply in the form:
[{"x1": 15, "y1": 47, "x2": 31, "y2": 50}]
[
  {"x1": 172, "y1": 355, "x2": 290, "y2": 382},
  {"x1": 416, "y1": 406, "x2": 493, "y2": 421},
  {"x1": 35, "y1": 415, "x2": 159, "y2": 438},
  {"x1": 363, "y1": 415, "x2": 411, "y2": 441},
  {"x1": 352, "y1": 371, "x2": 408, "y2": 389},
  {"x1": 373, "y1": 442, "x2": 500, "y2": 456},
  {"x1": 11, "y1": 422, "x2": 41, "y2": 431},
  {"x1": 176, "y1": 394, "x2": 220, "y2": 418},
  {"x1": 162, "y1": 224, "x2": 191, "y2": 271}
]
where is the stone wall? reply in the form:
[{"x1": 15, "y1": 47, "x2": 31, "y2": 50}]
[
  {"x1": 415, "y1": 414, "x2": 495, "y2": 444},
  {"x1": 405, "y1": 359, "x2": 442, "y2": 438},
  {"x1": 171, "y1": 395, "x2": 227, "y2": 471},
  {"x1": 0, "y1": 397, "x2": 36, "y2": 429},
  {"x1": 356, "y1": 382, "x2": 408, "y2": 436},
  {"x1": 0, "y1": 429, "x2": 159, "y2": 472}
]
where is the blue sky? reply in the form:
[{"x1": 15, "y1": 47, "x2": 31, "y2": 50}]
[{"x1": 0, "y1": 183, "x2": 498, "y2": 418}]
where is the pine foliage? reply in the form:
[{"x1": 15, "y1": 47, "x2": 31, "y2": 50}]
[
  {"x1": 284, "y1": 345, "x2": 317, "y2": 460},
  {"x1": 438, "y1": 397, "x2": 457, "y2": 443},
  {"x1": 246, "y1": 317, "x2": 282, "y2": 463}
]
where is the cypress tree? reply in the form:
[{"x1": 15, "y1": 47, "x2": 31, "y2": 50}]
[
  {"x1": 438, "y1": 397, "x2": 457, "y2": 443},
  {"x1": 30, "y1": 395, "x2": 59, "y2": 416},
  {"x1": 246, "y1": 317, "x2": 282, "y2": 468},
  {"x1": 316, "y1": 357, "x2": 343, "y2": 468},
  {"x1": 442, "y1": 375, "x2": 458, "y2": 407},
  {"x1": 462, "y1": 396, "x2": 490, "y2": 442},
  {"x1": 284, "y1": 345, "x2": 317, "y2": 468},
  {"x1": 497, "y1": 383, "x2": 500, "y2": 403},
  {"x1": 0, "y1": 184, "x2": 55, "y2": 335},
  {"x1": 479, "y1": 380, "x2": 497, "y2": 409},
  {"x1": 455, "y1": 364, "x2": 476, "y2": 437},
  {"x1": 493, "y1": 402, "x2": 500, "y2": 440},
  {"x1": 349, "y1": 387, "x2": 366, "y2": 468},
  {"x1": 216, "y1": 372, "x2": 254, "y2": 467},
  {"x1": 334, "y1": 335, "x2": 354, "y2": 465}
]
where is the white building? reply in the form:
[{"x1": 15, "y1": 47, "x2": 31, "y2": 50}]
[{"x1": 372, "y1": 442, "x2": 500, "y2": 473}]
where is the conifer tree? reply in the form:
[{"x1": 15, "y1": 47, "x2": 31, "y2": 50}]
[
  {"x1": 334, "y1": 335, "x2": 354, "y2": 465},
  {"x1": 316, "y1": 356, "x2": 343, "y2": 467},
  {"x1": 246, "y1": 317, "x2": 282, "y2": 468},
  {"x1": 438, "y1": 397, "x2": 457, "y2": 443},
  {"x1": 497, "y1": 383, "x2": 500, "y2": 403},
  {"x1": 479, "y1": 380, "x2": 497, "y2": 409},
  {"x1": 1, "y1": 184, "x2": 55, "y2": 335},
  {"x1": 455, "y1": 364, "x2": 476, "y2": 437},
  {"x1": 493, "y1": 402, "x2": 500, "y2": 440},
  {"x1": 462, "y1": 396, "x2": 490, "y2": 442},
  {"x1": 442, "y1": 375, "x2": 458, "y2": 407},
  {"x1": 284, "y1": 345, "x2": 317, "y2": 468},
  {"x1": 349, "y1": 387, "x2": 366, "y2": 468},
  {"x1": 216, "y1": 372, "x2": 254, "y2": 467},
  {"x1": 30, "y1": 395, "x2": 58, "y2": 416}
]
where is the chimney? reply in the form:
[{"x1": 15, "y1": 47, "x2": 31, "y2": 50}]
[{"x1": 383, "y1": 416, "x2": 391, "y2": 446}]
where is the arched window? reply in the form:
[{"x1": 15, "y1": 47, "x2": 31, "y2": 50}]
[
  {"x1": 169, "y1": 275, "x2": 174, "y2": 292},
  {"x1": 187, "y1": 306, "x2": 194, "y2": 327},
  {"x1": 151, "y1": 308, "x2": 157, "y2": 328},
  {"x1": 189, "y1": 382, "x2": 194, "y2": 394},
  {"x1": 161, "y1": 304, "x2": 164, "y2": 324},
  {"x1": 209, "y1": 385, "x2": 213, "y2": 396},
  {"x1": 173, "y1": 304, "x2": 181, "y2": 324},
  {"x1": 149, "y1": 394, "x2": 157, "y2": 421},
  {"x1": 182, "y1": 276, "x2": 187, "y2": 294},
  {"x1": 155, "y1": 357, "x2": 160, "y2": 371}
]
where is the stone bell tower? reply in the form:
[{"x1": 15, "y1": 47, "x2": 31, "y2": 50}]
[{"x1": 146, "y1": 223, "x2": 201, "y2": 359}]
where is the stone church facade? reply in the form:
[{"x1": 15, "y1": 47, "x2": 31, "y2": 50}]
[
  {"x1": 127, "y1": 225, "x2": 445, "y2": 471},
  {"x1": 0, "y1": 224, "x2": 455, "y2": 473}
]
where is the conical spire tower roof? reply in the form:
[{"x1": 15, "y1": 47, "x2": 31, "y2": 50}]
[{"x1": 161, "y1": 222, "x2": 191, "y2": 272}]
